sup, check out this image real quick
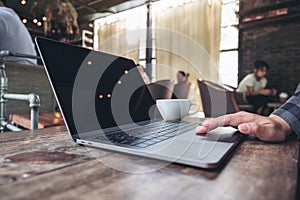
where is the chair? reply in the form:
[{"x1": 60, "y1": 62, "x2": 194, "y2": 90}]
[
  {"x1": 197, "y1": 79, "x2": 239, "y2": 117},
  {"x1": 147, "y1": 79, "x2": 175, "y2": 100},
  {"x1": 222, "y1": 84, "x2": 254, "y2": 112},
  {"x1": 172, "y1": 82, "x2": 191, "y2": 99}
]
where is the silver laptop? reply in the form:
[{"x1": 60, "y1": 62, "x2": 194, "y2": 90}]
[{"x1": 35, "y1": 37, "x2": 242, "y2": 169}]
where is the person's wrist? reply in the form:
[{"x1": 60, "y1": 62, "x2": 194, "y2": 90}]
[{"x1": 269, "y1": 114, "x2": 292, "y2": 137}]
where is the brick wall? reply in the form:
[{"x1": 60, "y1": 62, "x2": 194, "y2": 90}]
[
  {"x1": 241, "y1": 0, "x2": 286, "y2": 10},
  {"x1": 239, "y1": 0, "x2": 300, "y2": 95}
]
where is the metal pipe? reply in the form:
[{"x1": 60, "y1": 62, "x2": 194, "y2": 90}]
[
  {"x1": 3, "y1": 93, "x2": 40, "y2": 130},
  {"x1": 0, "y1": 50, "x2": 10, "y2": 57},
  {"x1": 30, "y1": 107, "x2": 39, "y2": 129},
  {"x1": 0, "y1": 51, "x2": 40, "y2": 131},
  {"x1": 3, "y1": 93, "x2": 40, "y2": 107},
  {"x1": 3, "y1": 93, "x2": 32, "y2": 101},
  {"x1": 146, "y1": 3, "x2": 153, "y2": 80},
  {"x1": 28, "y1": 94, "x2": 40, "y2": 130},
  {"x1": 0, "y1": 62, "x2": 7, "y2": 132},
  {"x1": 27, "y1": 93, "x2": 41, "y2": 108},
  {"x1": 1, "y1": 121, "x2": 22, "y2": 131}
]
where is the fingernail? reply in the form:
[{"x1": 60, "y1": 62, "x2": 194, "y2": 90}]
[
  {"x1": 239, "y1": 124, "x2": 250, "y2": 132},
  {"x1": 196, "y1": 126, "x2": 205, "y2": 133},
  {"x1": 195, "y1": 127, "x2": 202, "y2": 132}
]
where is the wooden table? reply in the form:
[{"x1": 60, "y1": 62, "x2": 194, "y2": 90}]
[{"x1": 0, "y1": 126, "x2": 299, "y2": 200}]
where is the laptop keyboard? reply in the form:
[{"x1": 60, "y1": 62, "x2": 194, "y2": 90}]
[{"x1": 90, "y1": 121, "x2": 198, "y2": 148}]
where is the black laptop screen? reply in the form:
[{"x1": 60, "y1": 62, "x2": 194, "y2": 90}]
[{"x1": 36, "y1": 37, "x2": 157, "y2": 139}]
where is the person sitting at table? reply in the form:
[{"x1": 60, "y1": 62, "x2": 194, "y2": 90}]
[
  {"x1": 176, "y1": 70, "x2": 189, "y2": 83},
  {"x1": 171, "y1": 70, "x2": 191, "y2": 99},
  {"x1": 237, "y1": 60, "x2": 277, "y2": 115},
  {"x1": 196, "y1": 83, "x2": 300, "y2": 142},
  {"x1": 0, "y1": 0, "x2": 37, "y2": 65}
]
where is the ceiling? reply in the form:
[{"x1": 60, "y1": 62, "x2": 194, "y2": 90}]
[
  {"x1": 5, "y1": 0, "x2": 158, "y2": 34},
  {"x1": 71, "y1": 0, "x2": 155, "y2": 23}
]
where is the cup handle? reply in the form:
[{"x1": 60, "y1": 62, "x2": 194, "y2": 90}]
[{"x1": 187, "y1": 102, "x2": 200, "y2": 116}]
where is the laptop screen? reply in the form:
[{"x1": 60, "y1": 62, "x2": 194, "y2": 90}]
[{"x1": 36, "y1": 37, "x2": 158, "y2": 139}]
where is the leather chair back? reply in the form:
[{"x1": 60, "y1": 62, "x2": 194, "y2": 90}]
[
  {"x1": 172, "y1": 82, "x2": 191, "y2": 99},
  {"x1": 147, "y1": 79, "x2": 174, "y2": 100},
  {"x1": 197, "y1": 79, "x2": 238, "y2": 117}
]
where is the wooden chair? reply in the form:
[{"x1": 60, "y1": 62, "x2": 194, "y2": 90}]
[
  {"x1": 147, "y1": 79, "x2": 174, "y2": 100},
  {"x1": 197, "y1": 79, "x2": 239, "y2": 117},
  {"x1": 172, "y1": 82, "x2": 191, "y2": 99}
]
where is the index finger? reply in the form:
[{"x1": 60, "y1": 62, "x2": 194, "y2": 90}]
[{"x1": 199, "y1": 111, "x2": 260, "y2": 132}]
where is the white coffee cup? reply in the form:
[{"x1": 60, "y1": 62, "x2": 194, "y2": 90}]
[
  {"x1": 279, "y1": 92, "x2": 288, "y2": 103},
  {"x1": 156, "y1": 99, "x2": 200, "y2": 121}
]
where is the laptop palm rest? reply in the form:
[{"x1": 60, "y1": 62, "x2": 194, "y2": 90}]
[{"x1": 77, "y1": 127, "x2": 241, "y2": 168}]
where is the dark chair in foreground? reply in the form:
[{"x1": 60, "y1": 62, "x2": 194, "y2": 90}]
[
  {"x1": 172, "y1": 82, "x2": 191, "y2": 99},
  {"x1": 147, "y1": 79, "x2": 175, "y2": 100},
  {"x1": 197, "y1": 79, "x2": 238, "y2": 117}
]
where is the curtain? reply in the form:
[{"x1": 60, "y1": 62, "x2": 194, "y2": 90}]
[
  {"x1": 155, "y1": 0, "x2": 222, "y2": 104},
  {"x1": 96, "y1": 7, "x2": 147, "y2": 63},
  {"x1": 155, "y1": 0, "x2": 222, "y2": 81}
]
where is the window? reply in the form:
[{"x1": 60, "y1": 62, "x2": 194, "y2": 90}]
[
  {"x1": 219, "y1": 0, "x2": 239, "y2": 87},
  {"x1": 94, "y1": 0, "x2": 237, "y2": 86}
]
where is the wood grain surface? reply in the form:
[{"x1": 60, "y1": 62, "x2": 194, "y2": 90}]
[{"x1": 0, "y1": 126, "x2": 298, "y2": 200}]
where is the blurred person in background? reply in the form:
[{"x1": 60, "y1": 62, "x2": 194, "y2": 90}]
[
  {"x1": 0, "y1": 0, "x2": 37, "y2": 64},
  {"x1": 237, "y1": 60, "x2": 277, "y2": 115},
  {"x1": 176, "y1": 70, "x2": 188, "y2": 83}
]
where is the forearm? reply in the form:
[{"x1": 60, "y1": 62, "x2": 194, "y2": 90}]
[
  {"x1": 248, "y1": 90, "x2": 260, "y2": 96},
  {"x1": 247, "y1": 87, "x2": 266, "y2": 96},
  {"x1": 272, "y1": 84, "x2": 300, "y2": 138}
]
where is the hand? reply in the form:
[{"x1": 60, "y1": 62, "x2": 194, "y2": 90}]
[
  {"x1": 272, "y1": 89, "x2": 278, "y2": 96},
  {"x1": 196, "y1": 111, "x2": 291, "y2": 142},
  {"x1": 260, "y1": 89, "x2": 273, "y2": 95}
]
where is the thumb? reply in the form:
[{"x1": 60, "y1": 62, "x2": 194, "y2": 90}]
[{"x1": 238, "y1": 123, "x2": 258, "y2": 136}]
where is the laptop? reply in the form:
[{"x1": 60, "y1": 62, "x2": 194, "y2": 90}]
[{"x1": 35, "y1": 37, "x2": 242, "y2": 169}]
